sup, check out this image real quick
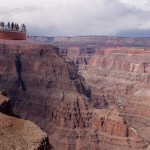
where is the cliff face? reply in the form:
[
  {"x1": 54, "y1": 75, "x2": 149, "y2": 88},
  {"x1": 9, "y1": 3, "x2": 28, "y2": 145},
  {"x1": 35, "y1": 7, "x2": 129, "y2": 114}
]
[
  {"x1": 0, "y1": 39, "x2": 149, "y2": 150},
  {"x1": 0, "y1": 90, "x2": 52, "y2": 150},
  {"x1": 60, "y1": 45, "x2": 150, "y2": 149}
]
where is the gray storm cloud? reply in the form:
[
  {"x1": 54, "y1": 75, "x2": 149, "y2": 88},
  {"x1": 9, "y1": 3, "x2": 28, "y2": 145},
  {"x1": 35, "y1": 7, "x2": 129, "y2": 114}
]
[{"x1": 1, "y1": 0, "x2": 150, "y2": 37}]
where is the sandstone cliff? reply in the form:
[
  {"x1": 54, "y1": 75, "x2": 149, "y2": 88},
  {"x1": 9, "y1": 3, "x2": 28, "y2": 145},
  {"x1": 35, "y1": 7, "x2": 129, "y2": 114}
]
[
  {"x1": 0, "y1": 90, "x2": 53, "y2": 150},
  {"x1": 0, "y1": 39, "x2": 148, "y2": 149},
  {"x1": 60, "y1": 45, "x2": 150, "y2": 149}
]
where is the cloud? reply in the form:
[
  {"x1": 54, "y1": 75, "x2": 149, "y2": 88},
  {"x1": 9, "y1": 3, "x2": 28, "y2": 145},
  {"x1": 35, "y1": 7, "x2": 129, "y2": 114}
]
[
  {"x1": 119, "y1": 0, "x2": 150, "y2": 11},
  {"x1": 0, "y1": 5, "x2": 42, "y2": 16},
  {"x1": 13, "y1": 6, "x2": 44, "y2": 13},
  {"x1": 0, "y1": 0, "x2": 150, "y2": 37}
]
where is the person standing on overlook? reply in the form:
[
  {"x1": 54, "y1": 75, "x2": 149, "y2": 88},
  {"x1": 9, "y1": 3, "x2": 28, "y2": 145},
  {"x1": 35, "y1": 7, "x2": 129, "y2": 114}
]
[
  {"x1": 16, "y1": 24, "x2": 19, "y2": 30},
  {"x1": 0, "y1": 21, "x2": 2, "y2": 28},
  {"x1": 21, "y1": 24, "x2": 26, "y2": 32},
  {"x1": 7, "y1": 22, "x2": 10, "y2": 29},
  {"x1": 1, "y1": 22, "x2": 4, "y2": 28},
  {"x1": 11, "y1": 22, "x2": 14, "y2": 30}
]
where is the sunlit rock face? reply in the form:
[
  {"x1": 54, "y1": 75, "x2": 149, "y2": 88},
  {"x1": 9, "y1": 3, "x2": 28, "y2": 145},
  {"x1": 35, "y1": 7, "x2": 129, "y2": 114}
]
[
  {"x1": 0, "y1": 90, "x2": 53, "y2": 150},
  {"x1": 0, "y1": 39, "x2": 149, "y2": 150},
  {"x1": 58, "y1": 43, "x2": 150, "y2": 149}
]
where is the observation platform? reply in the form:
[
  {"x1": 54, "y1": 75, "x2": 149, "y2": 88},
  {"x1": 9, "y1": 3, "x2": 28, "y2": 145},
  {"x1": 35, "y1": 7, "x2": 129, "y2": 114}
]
[
  {"x1": 0, "y1": 22, "x2": 26, "y2": 40},
  {"x1": 0, "y1": 30, "x2": 26, "y2": 40}
]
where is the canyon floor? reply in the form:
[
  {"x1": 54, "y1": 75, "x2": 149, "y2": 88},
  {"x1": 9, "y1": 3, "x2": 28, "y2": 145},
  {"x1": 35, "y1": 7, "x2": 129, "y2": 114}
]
[{"x1": 0, "y1": 36, "x2": 150, "y2": 149}]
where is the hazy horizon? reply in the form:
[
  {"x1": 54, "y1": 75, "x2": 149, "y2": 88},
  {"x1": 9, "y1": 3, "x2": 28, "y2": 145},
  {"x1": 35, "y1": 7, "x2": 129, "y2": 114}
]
[{"x1": 1, "y1": 0, "x2": 150, "y2": 37}]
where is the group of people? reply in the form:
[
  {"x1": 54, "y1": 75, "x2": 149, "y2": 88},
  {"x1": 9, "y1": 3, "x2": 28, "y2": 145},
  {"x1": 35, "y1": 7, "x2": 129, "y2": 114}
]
[{"x1": 0, "y1": 21, "x2": 26, "y2": 32}]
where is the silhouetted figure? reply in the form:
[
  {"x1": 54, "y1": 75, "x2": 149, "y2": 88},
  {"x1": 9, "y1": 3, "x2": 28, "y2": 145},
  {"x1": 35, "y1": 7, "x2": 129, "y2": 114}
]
[
  {"x1": 7, "y1": 22, "x2": 10, "y2": 29},
  {"x1": 11, "y1": 22, "x2": 14, "y2": 30},
  {"x1": 0, "y1": 21, "x2": 5, "y2": 29},
  {"x1": 1, "y1": 22, "x2": 4, "y2": 28},
  {"x1": 16, "y1": 24, "x2": 19, "y2": 30},
  {"x1": 21, "y1": 24, "x2": 26, "y2": 32},
  {"x1": 0, "y1": 21, "x2": 2, "y2": 28}
]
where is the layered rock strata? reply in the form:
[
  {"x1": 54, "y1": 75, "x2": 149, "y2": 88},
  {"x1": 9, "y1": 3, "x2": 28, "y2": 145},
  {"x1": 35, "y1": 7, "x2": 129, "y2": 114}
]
[
  {"x1": 62, "y1": 46, "x2": 150, "y2": 149},
  {"x1": 0, "y1": 39, "x2": 149, "y2": 149}
]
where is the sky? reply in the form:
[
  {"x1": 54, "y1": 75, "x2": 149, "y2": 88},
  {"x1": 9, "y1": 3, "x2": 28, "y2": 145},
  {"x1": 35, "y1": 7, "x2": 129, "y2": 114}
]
[{"x1": 1, "y1": 0, "x2": 150, "y2": 37}]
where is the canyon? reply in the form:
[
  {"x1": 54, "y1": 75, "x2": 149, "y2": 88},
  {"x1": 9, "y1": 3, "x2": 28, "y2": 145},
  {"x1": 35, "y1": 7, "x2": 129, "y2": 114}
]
[
  {"x1": 52, "y1": 36, "x2": 150, "y2": 150},
  {"x1": 0, "y1": 36, "x2": 150, "y2": 149}
]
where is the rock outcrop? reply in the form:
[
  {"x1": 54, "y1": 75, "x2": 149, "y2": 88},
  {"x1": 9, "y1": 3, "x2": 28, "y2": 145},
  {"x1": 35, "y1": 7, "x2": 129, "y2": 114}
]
[{"x1": 0, "y1": 90, "x2": 53, "y2": 150}]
